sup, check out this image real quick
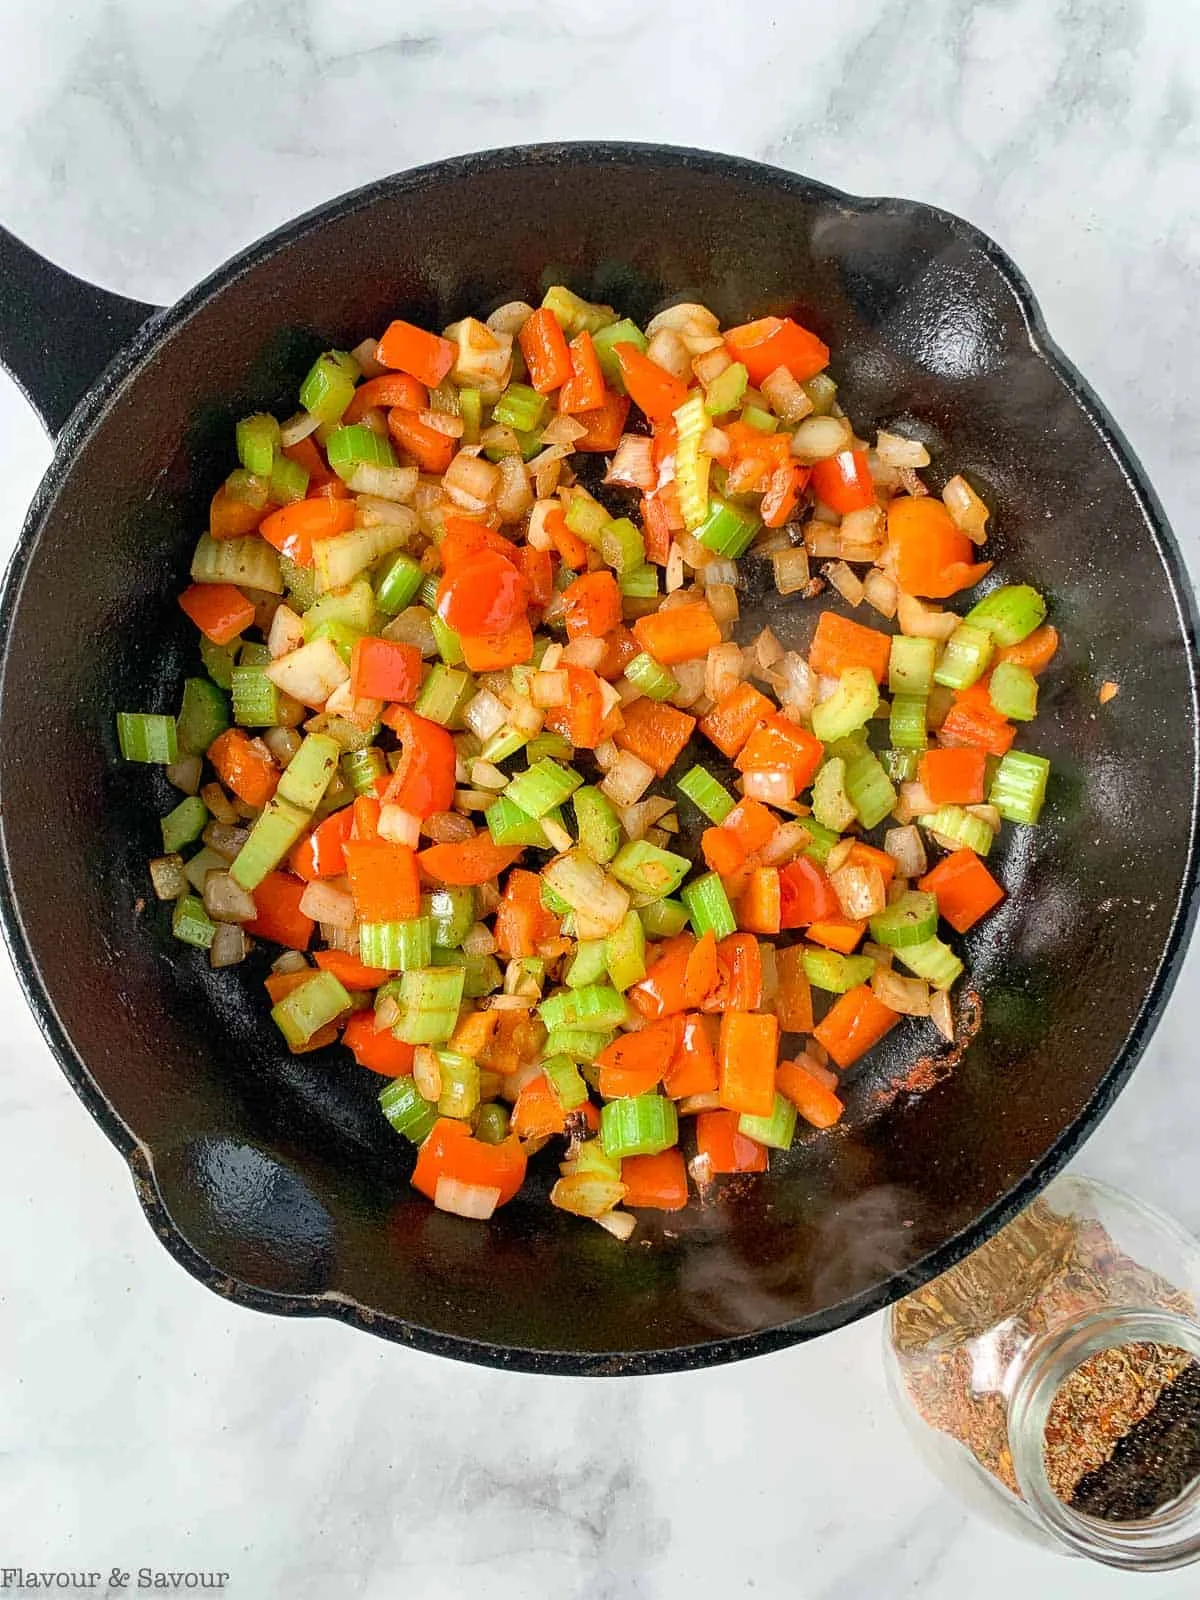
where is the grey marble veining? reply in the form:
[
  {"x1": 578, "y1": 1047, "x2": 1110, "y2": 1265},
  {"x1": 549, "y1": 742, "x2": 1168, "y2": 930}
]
[{"x1": 2, "y1": 2, "x2": 1200, "y2": 1596}]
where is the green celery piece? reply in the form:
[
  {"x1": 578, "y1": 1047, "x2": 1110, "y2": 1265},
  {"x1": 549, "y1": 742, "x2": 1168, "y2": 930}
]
[
  {"x1": 895, "y1": 937, "x2": 964, "y2": 991},
  {"x1": 326, "y1": 423, "x2": 398, "y2": 481},
  {"x1": 236, "y1": 413, "x2": 281, "y2": 476},
  {"x1": 474, "y1": 1102, "x2": 510, "y2": 1144},
  {"x1": 610, "y1": 840, "x2": 691, "y2": 900},
  {"x1": 379, "y1": 1077, "x2": 438, "y2": 1144},
  {"x1": 375, "y1": 552, "x2": 424, "y2": 616},
  {"x1": 230, "y1": 796, "x2": 310, "y2": 890},
  {"x1": 988, "y1": 660, "x2": 1038, "y2": 722},
  {"x1": 741, "y1": 404, "x2": 777, "y2": 433},
  {"x1": 704, "y1": 362, "x2": 748, "y2": 416},
  {"x1": 487, "y1": 796, "x2": 561, "y2": 849},
  {"x1": 191, "y1": 532, "x2": 282, "y2": 594},
  {"x1": 269, "y1": 453, "x2": 309, "y2": 505},
  {"x1": 812, "y1": 758, "x2": 856, "y2": 832},
  {"x1": 600, "y1": 516, "x2": 645, "y2": 575},
  {"x1": 738, "y1": 1093, "x2": 797, "y2": 1151},
  {"x1": 988, "y1": 750, "x2": 1050, "y2": 825},
  {"x1": 436, "y1": 1051, "x2": 480, "y2": 1119},
  {"x1": 964, "y1": 584, "x2": 1046, "y2": 646},
  {"x1": 566, "y1": 939, "x2": 609, "y2": 989},
  {"x1": 429, "y1": 948, "x2": 502, "y2": 999},
  {"x1": 681, "y1": 872, "x2": 736, "y2": 939},
  {"x1": 394, "y1": 966, "x2": 466, "y2": 1044},
  {"x1": 423, "y1": 887, "x2": 475, "y2": 950},
  {"x1": 677, "y1": 764, "x2": 735, "y2": 824},
  {"x1": 695, "y1": 494, "x2": 761, "y2": 558},
  {"x1": 177, "y1": 677, "x2": 230, "y2": 756},
  {"x1": 493, "y1": 382, "x2": 549, "y2": 434},
  {"x1": 280, "y1": 557, "x2": 319, "y2": 614},
  {"x1": 803, "y1": 949, "x2": 875, "y2": 993},
  {"x1": 340, "y1": 747, "x2": 387, "y2": 796},
  {"x1": 272, "y1": 971, "x2": 352, "y2": 1048},
  {"x1": 541, "y1": 285, "x2": 618, "y2": 337},
  {"x1": 604, "y1": 910, "x2": 647, "y2": 992},
  {"x1": 811, "y1": 667, "x2": 880, "y2": 744},
  {"x1": 802, "y1": 818, "x2": 841, "y2": 865},
  {"x1": 199, "y1": 637, "x2": 238, "y2": 690},
  {"x1": 934, "y1": 623, "x2": 994, "y2": 691},
  {"x1": 888, "y1": 635, "x2": 937, "y2": 697},
  {"x1": 869, "y1": 890, "x2": 938, "y2": 950},
  {"x1": 303, "y1": 578, "x2": 376, "y2": 638},
  {"x1": 637, "y1": 898, "x2": 690, "y2": 939},
  {"x1": 624, "y1": 652, "x2": 678, "y2": 703},
  {"x1": 161, "y1": 795, "x2": 209, "y2": 854},
  {"x1": 591, "y1": 318, "x2": 648, "y2": 386},
  {"x1": 573, "y1": 786, "x2": 621, "y2": 864},
  {"x1": 117, "y1": 713, "x2": 178, "y2": 765},
  {"x1": 172, "y1": 893, "x2": 216, "y2": 951},
  {"x1": 276, "y1": 734, "x2": 341, "y2": 812},
  {"x1": 231, "y1": 663, "x2": 280, "y2": 728},
  {"x1": 539, "y1": 984, "x2": 627, "y2": 1033},
  {"x1": 600, "y1": 1095, "x2": 678, "y2": 1160},
  {"x1": 506, "y1": 759, "x2": 582, "y2": 819},
  {"x1": 300, "y1": 350, "x2": 359, "y2": 426},
  {"x1": 543, "y1": 1026, "x2": 612, "y2": 1061},
  {"x1": 618, "y1": 565, "x2": 659, "y2": 599},
  {"x1": 920, "y1": 805, "x2": 994, "y2": 856},
  {"x1": 542, "y1": 1054, "x2": 589, "y2": 1111},
  {"x1": 430, "y1": 613, "x2": 465, "y2": 667}
]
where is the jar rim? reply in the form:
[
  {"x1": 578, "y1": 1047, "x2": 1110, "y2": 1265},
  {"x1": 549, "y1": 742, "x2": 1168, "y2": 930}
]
[{"x1": 1008, "y1": 1307, "x2": 1200, "y2": 1571}]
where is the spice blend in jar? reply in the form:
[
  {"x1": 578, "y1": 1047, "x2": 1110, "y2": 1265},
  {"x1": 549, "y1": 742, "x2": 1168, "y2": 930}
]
[{"x1": 891, "y1": 1197, "x2": 1198, "y2": 1506}]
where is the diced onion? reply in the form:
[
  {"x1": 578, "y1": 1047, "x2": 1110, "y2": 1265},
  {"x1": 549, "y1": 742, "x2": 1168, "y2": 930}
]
[
  {"x1": 561, "y1": 636, "x2": 606, "y2": 670},
  {"x1": 166, "y1": 755, "x2": 203, "y2": 796},
  {"x1": 740, "y1": 768, "x2": 795, "y2": 805},
  {"x1": 830, "y1": 864, "x2": 887, "y2": 919},
  {"x1": 884, "y1": 825, "x2": 928, "y2": 879},
  {"x1": 795, "y1": 1050, "x2": 838, "y2": 1090},
  {"x1": 486, "y1": 300, "x2": 535, "y2": 337},
  {"x1": 433, "y1": 1175, "x2": 502, "y2": 1223},
  {"x1": 894, "y1": 780, "x2": 936, "y2": 825},
  {"x1": 824, "y1": 561, "x2": 865, "y2": 606},
  {"x1": 617, "y1": 796, "x2": 675, "y2": 843},
  {"x1": 872, "y1": 966, "x2": 931, "y2": 1016},
  {"x1": 593, "y1": 1209, "x2": 636, "y2": 1241},
  {"x1": 792, "y1": 415, "x2": 853, "y2": 464},
  {"x1": 531, "y1": 670, "x2": 568, "y2": 708},
  {"x1": 758, "y1": 820, "x2": 811, "y2": 865},
  {"x1": 646, "y1": 328, "x2": 690, "y2": 381},
  {"x1": 464, "y1": 689, "x2": 508, "y2": 742},
  {"x1": 469, "y1": 761, "x2": 508, "y2": 791},
  {"x1": 265, "y1": 637, "x2": 350, "y2": 710},
  {"x1": 444, "y1": 451, "x2": 500, "y2": 509},
  {"x1": 462, "y1": 922, "x2": 498, "y2": 957},
  {"x1": 324, "y1": 679, "x2": 384, "y2": 730},
  {"x1": 600, "y1": 750, "x2": 656, "y2": 807},
  {"x1": 377, "y1": 804, "x2": 422, "y2": 846},
  {"x1": 863, "y1": 569, "x2": 898, "y2": 619},
  {"x1": 761, "y1": 365, "x2": 813, "y2": 424},
  {"x1": 668, "y1": 656, "x2": 707, "y2": 709},
  {"x1": 773, "y1": 546, "x2": 811, "y2": 596},
  {"x1": 646, "y1": 301, "x2": 720, "y2": 340},
  {"x1": 706, "y1": 583, "x2": 740, "y2": 629},
  {"x1": 897, "y1": 466, "x2": 928, "y2": 497},
  {"x1": 605, "y1": 435, "x2": 656, "y2": 490},
  {"x1": 896, "y1": 592, "x2": 959, "y2": 642},
  {"x1": 279, "y1": 410, "x2": 321, "y2": 447},
  {"x1": 838, "y1": 506, "x2": 885, "y2": 562},
  {"x1": 209, "y1": 922, "x2": 250, "y2": 969},
  {"x1": 272, "y1": 949, "x2": 309, "y2": 976},
  {"x1": 941, "y1": 474, "x2": 990, "y2": 544},
  {"x1": 593, "y1": 739, "x2": 620, "y2": 773},
  {"x1": 202, "y1": 871, "x2": 257, "y2": 923},
  {"x1": 268, "y1": 603, "x2": 306, "y2": 659},
  {"x1": 201, "y1": 782, "x2": 239, "y2": 825},
  {"x1": 382, "y1": 606, "x2": 438, "y2": 657},
  {"x1": 321, "y1": 921, "x2": 358, "y2": 954},
  {"x1": 705, "y1": 641, "x2": 744, "y2": 703},
  {"x1": 300, "y1": 881, "x2": 356, "y2": 929},
  {"x1": 875, "y1": 430, "x2": 931, "y2": 468},
  {"x1": 666, "y1": 541, "x2": 686, "y2": 593},
  {"x1": 350, "y1": 338, "x2": 387, "y2": 379},
  {"x1": 930, "y1": 989, "x2": 955, "y2": 1042},
  {"x1": 692, "y1": 346, "x2": 732, "y2": 386},
  {"x1": 495, "y1": 455, "x2": 533, "y2": 523},
  {"x1": 542, "y1": 414, "x2": 588, "y2": 445}
]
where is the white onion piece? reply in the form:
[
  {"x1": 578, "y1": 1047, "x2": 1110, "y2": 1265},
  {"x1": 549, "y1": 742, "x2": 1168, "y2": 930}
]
[
  {"x1": 804, "y1": 522, "x2": 843, "y2": 559},
  {"x1": 486, "y1": 300, "x2": 535, "y2": 337},
  {"x1": 896, "y1": 592, "x2": 959, "y2": 641},
  {"x1": 542, "y1": 413, "x2": 588, "y2": 445},
  {"x1": 209, "y1": 922, "x2": 250, "y2": 969},
  {"x1": 884, "y1": 825, "x2": 928, "y2": 880},
  {"x1": 942, "y1": 473, "x2": 990, "y2": 544},
  {"x1": 760, "y1": 365, "x2": 813, "y2": 424},
  {"x1": 773, "y1": 546, "x2": 811, "y2": 596},
  {"x1": 863, "y1": 569, "x2": 898, "y2": 619},
  {"x1": 166, "y1": 754, "x2": 203, "y2": 796},
  {"x1": 265, "y1": 638, "x2": 349, "y2": 709},
  {"x1": 792, "y1": 415, "x2": 853, "y2": 464},
  {"x1": 464, "y1": 689, "x2": 508, "y2": 742},
  {"x1": 350, "y1": 338, "x2": 387, "y2": 379},
  {"x1": 382, "y1": 607, "x2": 438, "y2": 658},
  {"x1": 930, "y1": 989, "x2": 955, "y2": 1042},
  {"x1": 705, "y1": 641, "x2": 744, "y2": 703},
  {"x1": 830, "y1": 864, "x2": 887, "y2": 920},
  {"x1": 758, "y1": 820, "x2": 811, "y2": 865},
  {"x1": 665, "y1": 541, "x2": 686, "y2": 593},
  {"x1": 433, "y1": 1175, "x2": 501, "y2": 1221},
  {"x1": 271, "y1": 949, "x2": 309, "y2": 976},
  {"x1": 605, "y1": 435, "x2": 656, "y2": 490},
  {"x1": 279, "y1": 410, "x2": 321, "y2": 447},
  {"x1": 495, "y1": 455, "x2": 533, "y2": 522},
  {"x1": 646, "y1": 301, "x2": 720, "y2": 339},
  {"x1": 593, "y1": 1209, "x2": 636, "y2": 1241},
  {"x1": 202, "y1": 871, "x2": 257, "y2": 924},
  {"x1": 300, "y1": 880, "x2": 356, "y2": 929},
  {"x1": 872, "y1": 967, "x2": 931, "y2": 1017},
  {"x1": 824, "y1": 561, "x2": 865, "y2": 606},
  {"x1": 838, "y1": 505, "x2": 886, "y2": 562},
  {"x1": 347, "y1": 464, "x2": 419, "y2": 503},
  {"x1": 600, "y1": 750, "x2": 655, "y2": 807},
  {"x1": 875, "y1": 430, "x2": 931, "y2": 468},
  {"x1": 593, "y1": 739, "x2": 620, "y2": 773},
  {"x1": 377, "y1": 805, "x2": 422, "y2": 847},
  {"x1": 444, "y1": 451, "x2": 500, "y2": 508},
  {"x1": 561, "y1": 636, "x2": 606, "y2": 670},
  {"x1": 531, "y1": 670, "x2": 568, "y2": 709},
  {"x1": 646, "y1": 328, "x2": 690, "y2": 381},
  {"x1": 268, "y1": 603, "x2": 306, "y2": 659},
  {"x1": 462, "y1": 921, "x2": 497, "y2": 957}
]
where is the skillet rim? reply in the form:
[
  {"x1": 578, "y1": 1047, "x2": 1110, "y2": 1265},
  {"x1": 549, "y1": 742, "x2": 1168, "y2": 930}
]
[{"x1": 1, "y1": 140, "x2": 1197, "y2": 1375}]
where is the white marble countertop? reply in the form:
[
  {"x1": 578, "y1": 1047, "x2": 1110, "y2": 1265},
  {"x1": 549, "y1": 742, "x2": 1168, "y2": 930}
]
[{"x1": 2, "y1": 3, "x2": 1199, "y2": 1595}]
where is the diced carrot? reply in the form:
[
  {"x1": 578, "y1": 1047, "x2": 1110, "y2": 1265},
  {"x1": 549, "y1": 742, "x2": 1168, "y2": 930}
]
[
  {"x1": 208, "y1": 728, "x2": 278, "y2": 809},
  {"x1": 314, "y1": 949, "x2": 391, "y2": 990},
  {"x1": 349, "y1": 636, "x2": 423, "y2": 704},
  {"x1": 620, "y1": 1148, "x2": 689, "y2": 1210},
  {"x1": 343, "y1": 372, "x2": 428, "y2": 424},
  {"x1": 558, "y1": 331, "x2": 606, "y2": 414},
  {"x1": 996, "y1": 623, "x2": 1059, "y2": 675},
  {"x1": 779, "y1": 858, "x2": 841, "y2": 928},
  {"x1": 641, "y1": 493, "x2": 674, "y2": 564},
  {"x1": 734, "y1": 714, "x2": 823, "y2": 794},
  {"x1": 919, "y1": 746, "x2": 987, "y2": 806},
  {"x1": 761, "y1": 460, "x2": 810, "y2": 527},
  {"x1": 736, "y1": 867, "x2": 781, "y2": 935},
  {"x1": 698, "y1": 682, "x2": 775, "y2": 758},
  {"x1": 596, "y1": 1017, "x2": 683, "y2": 1099},
  {"x1": 808, "y1": 610, "x2": 891, "y2": 684},
  {"x1": 519, "y1": 306, "x2": 573, "y2": 393},
  {"x1": 494, "y1": 869, "x2": 559, "y2": 958},
  {"x1": 776, "y1": 1059, "x2": 844, "y2": 1129},
  {"x1": 774, "y1": 945, "x2": 814, "y2": 1033},
  {"x1": 663, "y1": 1012, "x2": 719, "y2": 1098},
  {"x1": 459, "y1": 620, "x2": 535, "y2": 671},
  {"x1": 919, "y1": 848, "x2": 1006, "y2": 933},
  {"x1": 289, "y1": 807, "x2": 354, "y2": 882},
  {"x1": 178, "y1": 583, "x2": 255, "y2": 647},
  {"x1": 887, "y1": 496, "x2": 992, "y2": 599},
  {"x1": 209, "y1": 484, "x2": 265, "y2": 540},
  {"x1": 438, "y1": 516, "x2": 513, "y2": 568},
  {"x1": 342, "y1": 839, "x2": 420, "y2": 922},
  {"x1": 545, "y1": 505, "x2": 590, "y2": 568},
  {"x1": 813, "y1": 984, "x2": 900, "y2": 1069},
  {"x1": 612, "y1": 697, "x2": 696, "y2": 777},
  {"x1": 683, "y1": 930, "x2": 719, "y2": 1007},
  {"x1": 419, "y1": 833, "x2": 524, "y2": 887},
  {"x1": 703, "y1": 933, "x2": 763, "y2": 1013},
  {"x1": 696, "y1": 1109, "x2": 768, "y2": 1174},
  {"x1": 259, "y1": 496, "x2": 356, "y2": 566},
  {"x1": 562, "y1": 665, "x2": 607, "y2": 749},
  {"x1": 515, "y1": 545, "x2": 555, "y2": 610},
  {"x1": 375, "y1": 319, "x2": 456, "y2": 387},
  {"x1": 724, "y1": 798, "x2": 779, "y2": 856},
  {"x1": 511, "y1": 1073, "x2": 567, "y2": 1139},
  {"x1": 387, "y1": 408, "x2": 456, "y2": 474},
  {"x1": 632, "y1": 601, "x2": 722, "y2": 666},
  {"x1": 563, "y1": 571, "x2": 622, "y2": 640},
  {"x1": 342, "y1": 1011, "x2": 416, "y2": 1077},
  {"x1": 717, "y1": 1011, "x2": 778, "y2": 1117},
  {"x1": 806, "y1": 917, "x2": 867, "y2": 955},
  {"x1": 937, "y1": 702, "x2": 1016, "y2": 757},
  {"x1": 702, "y1": 826, "x2": 747, "y2": 877},
  {"x1": 244, "y1": 871, "x2": 313, "y2": 950},
  {"x1": 613, "y1": 344, "x2": 689, "y2": 423},
  {"x1": 411, "y1": 1118, "x2": 528, "y2": 1206},
  {"x1": 628, "y1": 933, "x2": 695, "y2": 1020},
  {"x1": 724, "y1": 316, "x2": 830, "y2": 386}
]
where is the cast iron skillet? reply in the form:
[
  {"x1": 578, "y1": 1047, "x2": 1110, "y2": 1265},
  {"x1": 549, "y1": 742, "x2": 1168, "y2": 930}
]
[{"x1": 0, "y1": 144, "x2": 1196, "y2": 1375}]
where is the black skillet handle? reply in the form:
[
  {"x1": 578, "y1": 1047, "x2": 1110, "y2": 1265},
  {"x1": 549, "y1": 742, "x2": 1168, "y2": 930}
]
[{"x1": 0, "y1": 224, "x2": 162, "y2": 438}]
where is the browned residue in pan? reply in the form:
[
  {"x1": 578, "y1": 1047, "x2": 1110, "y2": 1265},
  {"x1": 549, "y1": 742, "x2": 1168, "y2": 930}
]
[{"x1": 869, "y1": 986, "x2": 984, "y2": 1109}]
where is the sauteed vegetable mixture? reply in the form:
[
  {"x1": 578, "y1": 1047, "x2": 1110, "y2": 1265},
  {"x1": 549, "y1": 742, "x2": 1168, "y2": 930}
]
[{"x1": 121, "y1": 287, "x2": 1057, "y2": 1234}]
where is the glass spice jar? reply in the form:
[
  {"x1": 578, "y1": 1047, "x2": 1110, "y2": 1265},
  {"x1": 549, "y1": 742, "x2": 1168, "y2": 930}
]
[{"x1": 884, "y1": 1174, "x2": 1200, "y2": 1570}]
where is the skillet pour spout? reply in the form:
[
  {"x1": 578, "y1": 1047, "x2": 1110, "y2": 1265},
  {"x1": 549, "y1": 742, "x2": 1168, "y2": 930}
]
[{"x1": 0, "y1": 144, "x2": 1196, "y2": 1375}]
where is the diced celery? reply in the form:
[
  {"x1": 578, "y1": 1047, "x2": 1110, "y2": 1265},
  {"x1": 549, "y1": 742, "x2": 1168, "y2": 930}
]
[
  {"x1": 230, "y1": 796, "x2": 310, "y2": 890},
  {"x1": 177, "y1": 677, "x2": 230, "y2": 756},
  {"x1": 161, "y1": 795, "x2": 209, "y2": 854},
  {"x1": 117, "y1": 713, "x2": 179, "y2": 765},
  {"x1": 276, "y1": 734, "x2": 341, "y2": 812},
  {"x1": 812, "y1": 667, "x2": 880, "y2": 744},
  {"x1": 573, "y1": 786, "x2": 621, "y2": 865},
  {"x1": 600, "y1": 1095, "x2": 678, "y2": 1159},
  {"x1": 271, "y1": 971, "x2": 351, "y2": 1048},
  {"x1": 803, "y1": 949, "x2": 875, "y2": 992},
  {"x1": 681, "y1": 872, "x2": 735, "y2": 939},
  {"x1": 605, "y1": 910, "x2": 647, "y2": 992},
  {"x1": 695, "y1": 494, "x2": 760, "y2": 558},
  {"x1": 738, "y1": 1093, "x2": 797, "y2": 1150}
]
